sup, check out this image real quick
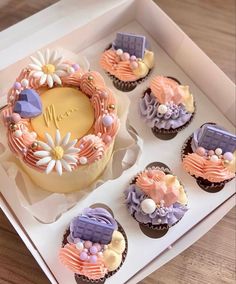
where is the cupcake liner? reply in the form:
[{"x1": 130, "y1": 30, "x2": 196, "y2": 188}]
[
  {"x1": 103, "y1": 44, "x2": 153, "y2": 92},
  {"x1": 181, "y1": 135, "x2": 234, "y2": 192},
  {"x1": 128, "y1": 162, "x2": 187, "y2": 238},
  {"x1": 62, "y1": 221, "x2": 128, "y2": 284}
]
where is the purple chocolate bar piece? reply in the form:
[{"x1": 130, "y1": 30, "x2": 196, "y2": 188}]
[
  {"x1": 71, "y1": 216, "x2": 115, "y2": 244},
  {"x1": 198, "y1": 125, "x2": 236, "y2": 153},
  {"x1": 113, "y1": 32, "x2": 146, "y2": 59}
]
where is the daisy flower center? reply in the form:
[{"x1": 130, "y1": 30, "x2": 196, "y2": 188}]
[
  {"x1": 42, "y1": 64, "x2": 56, "y2": 74},
  {"x1": 51, "y1": 146, "x2": 64, "y2": 160}
]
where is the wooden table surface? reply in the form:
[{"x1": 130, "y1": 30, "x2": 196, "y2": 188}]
[{"x1": 0, "y1": 1, "x2": 235, "y2": 284}]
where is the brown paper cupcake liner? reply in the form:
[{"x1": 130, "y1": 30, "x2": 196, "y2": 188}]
[
  {"x1": 103, "y1": 44, "x2": 153, "y2": 92},
  {"x1": 181, "y1": 135, "x2": 234, "y2": 192},
  {"x1": 62, "y1": 221, "x2": 128, "y2": 284}
]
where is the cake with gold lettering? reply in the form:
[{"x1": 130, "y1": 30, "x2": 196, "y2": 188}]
[
  {"x1": 100, "y1": 32, "x2": 154, "y2": 92},
  {"x1": 1, "y1": 49, "x2": 120, "y2": 193}
]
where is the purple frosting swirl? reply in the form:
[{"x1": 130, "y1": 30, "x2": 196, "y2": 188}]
[
  {"x1": 124, "y1": 184, "x2": 188, "y2": 226},
  {"x1": 139, "y1": 91, "x2": 192, "y2": 129}
]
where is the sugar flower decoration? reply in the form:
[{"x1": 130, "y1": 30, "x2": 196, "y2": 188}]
[
  {"x1": 34, "y1": 129, "x2": 79, "y2": 175},
  {"x1": 29, "y1": 49, "x2": 70, "y2": 88}
]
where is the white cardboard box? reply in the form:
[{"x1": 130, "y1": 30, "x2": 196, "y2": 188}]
[{"x1": 0, "y1": 0, "x2": 235, "y2": 283}]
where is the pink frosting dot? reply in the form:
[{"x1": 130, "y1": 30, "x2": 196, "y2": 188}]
[
  {"x1": 84, "y1": 241, "x2": 92, "y2": 249},
  {"x1": 130, "y1": 61, "x2": 138, "y2": 70},
  {"x1": 208, "y1": 150, "x2": 214, "y2": 156},
  {"x1": 196, "y1": 147, "x2": 206, "y2": 156},
  {"x1": 11, "y1": 113, "x2": 21, "y2": 123},
  {"x1": 99, "y1": 91, "x2": 108, "y2": 99},
  {"x1": 121, "y1": 52, "x2": 130, "y2": 61},
  {"x1": 103, "y1": 135, "x2": 112, "y2": 144},
  {"x1": 130, "y1": 55, "x2": 137, "y2": 61}
]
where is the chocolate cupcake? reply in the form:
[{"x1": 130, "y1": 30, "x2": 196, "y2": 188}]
[
  {"x1": 59, "y1": 207, "x2": 127, "y2": 284},
  {"x1": 182, "y1": 123, "x2": 236, "y2": 192},
  {"x1": 124, "y1": 163, "x2": 188, "y2": 238},
  {"x1": 139, "y1": 76, "x2": 195, "y2": 139},
  {"x1": 100, "y1": 32, "x2": 154, "y2": 92}
]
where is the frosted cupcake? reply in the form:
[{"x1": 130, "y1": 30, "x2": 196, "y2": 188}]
[
  {"x1": 100, "y1": 32, "x2": 154, "y2": 92},
  {"x1": 124, "y1": 163, "x2": 188, "y2": 238},
  {"x1": 182, "y1": 123, "x2": 236, "y2": 192},
  {"x1": 59, "y1": 207, "x2": 127, "y2": 284},
  {"x1": 139, "y1": 76, "x2": 195, "y2": 139}
]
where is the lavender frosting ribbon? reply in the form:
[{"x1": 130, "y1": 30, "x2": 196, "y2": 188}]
[
  {"x1": 139, "y1": 91, "x2": 192, "y2": 129},
  {"x1": 124, "y1": 184, "x2": 188, "y2": 226}
]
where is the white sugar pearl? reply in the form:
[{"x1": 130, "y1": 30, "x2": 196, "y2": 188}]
[
  {"x1": 210, "y1": 155, "x2": 219, "y2": 162},
  {"x1": 215, "y1": 148, "x2": 222, "y2": 156},
  {"x1": 31, "y1": 132, "x2": 37, "y2": 139},
  {"x1": 76, "y1": 242, "x2": 84, "y2": 250},
  {"x1": 140, "y1": 199, "x2": 156, "y2": 214},
  {"x1": 79, "y1": 156, "x2": 88, "y2": 165},
  {"x1": 116, "y1": 49, "x2": 123, "y2": 56},
  {"x1": 67, "y1": 66, "x2": 75, "y2": 74},
  {"x1": 157, "y1": 104, "x2": 168, "y2": 114},
  {"x1": 14, "y1": 130, "x2": 22, "y2": 138},
  {"x1": 21, "y1": 79, "x2": 29, "y2": 88},
  {"x1": 157, "y1": 219, "x2": 162, "y2": 224}
]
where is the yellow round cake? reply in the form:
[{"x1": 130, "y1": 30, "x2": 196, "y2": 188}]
[{"x1": 2, "y1": 49, "x2": 119, "y2": 193}]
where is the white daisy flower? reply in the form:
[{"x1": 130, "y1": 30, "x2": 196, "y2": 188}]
[
  {"x1": 34, "y1": 129, "x2": 79, "y2": 176},
  {"x1": 29, "y1": 49, "x2": 70, "y2": 88}
]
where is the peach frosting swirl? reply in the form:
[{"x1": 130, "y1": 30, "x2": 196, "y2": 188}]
[
  {"x1": 77, "y1": 135, "x2": 105, "y2": 164},
  {"x1": 150, "y1": 76, "x2": 184, "y2": 105},
  {"x1": 3, "y1": 54, "x2": 120, "y2": 174},
  {"x1": 80, "y1": 71, "x2": 106, "y2": 97},
  {"x1": 183, "y1": 153, "x2": 235, "y2": 182},
  {"x1": 136, "y1": 169, "x2": 187, "y2": 207},
  {"x1": 59, "y1": 243, "x2": 108, "y2": 280},
  {"x1": 100, "y1": 49, "x2": 138, "y2": 82}
]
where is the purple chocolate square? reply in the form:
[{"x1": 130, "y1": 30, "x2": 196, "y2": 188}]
[
  {"x1": 112, "y1": 32, "x2": 146, "y2": 59},
  {"x1": 198, "y1": 125, "x2": 236, "y2": 153}
]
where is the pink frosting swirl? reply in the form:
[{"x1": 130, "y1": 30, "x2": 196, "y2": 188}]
[
  {"x1": 94, "y1": 114, "x2": 120, "y2": 144},
  {"x1": 59, "y1": 243, "x2": 108, "y2": 280},
  {"x1": 136, "y1": 169, "x2": 180, "y2": 207},
  {"x1": 91, "y1": 87, "x2": 116, "y2": 117},
  {"x1": 80, "y1": 71, "x2": 105, "y2": 97},
  {"x1": 100, "y1": 49, "x2": 137, "y2": 82},
  {"x1": 183, "y1": 153, "x2": 235, "y2": 182},
  {"x1": 150, "y1": 76, "x2": 184, "y2": 105},
  {"x1": 77, "y1": 135, "x2": 105, "y2": 164},
  {"x1": 61, "y1": 69, "x2": 84, "y2": 87}
]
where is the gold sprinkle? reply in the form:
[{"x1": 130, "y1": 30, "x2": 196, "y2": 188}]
[
  {"x1": 88, "y1": 75, "x2": 94, "y2": 81},
  {"x1": 108, "y1": 104, "x2": 115, "y2": 110},
  {"x1": 9, "y1": 123, "x2": 17, "y2": 131},
  {"x1": 31, "y1": 141, "x2": 38, "y2": 150}
]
